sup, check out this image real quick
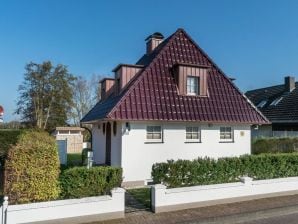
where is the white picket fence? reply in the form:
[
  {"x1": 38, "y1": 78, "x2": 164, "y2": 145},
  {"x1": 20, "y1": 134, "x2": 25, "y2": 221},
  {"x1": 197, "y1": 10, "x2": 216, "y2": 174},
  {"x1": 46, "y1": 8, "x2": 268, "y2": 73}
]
[{"x1": 0, "y1": 188, "x2": 125, "y2": 224}]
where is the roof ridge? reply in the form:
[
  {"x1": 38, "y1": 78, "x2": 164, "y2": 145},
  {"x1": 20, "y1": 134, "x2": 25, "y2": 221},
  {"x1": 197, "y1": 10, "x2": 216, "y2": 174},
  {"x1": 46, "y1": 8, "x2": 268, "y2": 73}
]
[
  {"x1": 246, "y1": 84, "x2": 285, "y2": 94},
  {"x1": 106, "y1": 29, "x2": 182, "y2": 119}
]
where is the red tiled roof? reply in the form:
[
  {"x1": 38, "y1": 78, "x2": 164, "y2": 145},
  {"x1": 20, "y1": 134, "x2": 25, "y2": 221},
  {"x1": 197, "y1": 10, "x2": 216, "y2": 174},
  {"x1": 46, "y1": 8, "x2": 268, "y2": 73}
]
[{"x1": 81, "y1": 29, "x2": 269, "y2": 124}]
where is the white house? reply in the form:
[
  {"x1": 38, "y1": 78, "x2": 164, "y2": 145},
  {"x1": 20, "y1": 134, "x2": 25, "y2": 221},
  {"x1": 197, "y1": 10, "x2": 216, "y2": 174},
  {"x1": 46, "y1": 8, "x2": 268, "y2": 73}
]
[{"x1": 81, "y1": 29, "x2": 269, "y2": 186}]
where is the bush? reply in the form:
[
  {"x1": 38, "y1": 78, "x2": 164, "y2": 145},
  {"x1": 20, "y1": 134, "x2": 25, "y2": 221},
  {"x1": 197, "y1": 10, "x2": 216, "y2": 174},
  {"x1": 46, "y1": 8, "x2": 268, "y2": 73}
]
[
  {"x1": 67, "y1": 153, "x2": 82, "y2": 166},
  {"x1": 252, "y1": 138, "x2": 298, "y2": 154},
  {"x1": 0, "y1": 130, "x2": 23, "y2": 163},
  {"x1": 4, "y1": 131, "x2": 60, "y2": 204},
  {"x1": 81, "y1": 148, "x2": 92, "y2": 165},
  {"x1": 152, "y1": 154, "x2": 298, "y2": 188},
  {"x1": 59, "y1": 166, "x2": 122, "y2": 199}
]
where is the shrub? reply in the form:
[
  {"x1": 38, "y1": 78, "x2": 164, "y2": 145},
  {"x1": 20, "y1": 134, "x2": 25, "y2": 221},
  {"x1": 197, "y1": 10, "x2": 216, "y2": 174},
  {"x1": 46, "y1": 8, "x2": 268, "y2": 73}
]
[
  {"x1": 152, "y1": 154, "x2": 298, "y2": 188},
  {"x1": 4, "y1": 131, "x2": 60, "y2": 204},
  {"x1": 67, "y1": 153, "x2": 82, "y2": 166},
  {"x1": 59, "y1": 166, "x2": 122, "y2": 199},
  {"x1": 252, "y1": 138, "x2": 298, "y2": 154},
  {"x1": 81, "y1": 148, "x2": 92, "y2": 165},
  {"x1": 0, "y1": 130, "x2": 23, "y2": 163}
]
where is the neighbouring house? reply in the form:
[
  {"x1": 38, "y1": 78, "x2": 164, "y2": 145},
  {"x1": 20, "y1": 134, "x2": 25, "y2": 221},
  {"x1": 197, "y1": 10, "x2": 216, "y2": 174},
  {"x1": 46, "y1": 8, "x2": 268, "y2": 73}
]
[
  {"x1": 81, "y1": 29, "x2": 268, "y2": 185},
  {"x1": 246, "y1": 76, "x2": 298, "y2": 138},
  {"x1": 52, "y1": 127, "x2": 85, "y2": 154}
]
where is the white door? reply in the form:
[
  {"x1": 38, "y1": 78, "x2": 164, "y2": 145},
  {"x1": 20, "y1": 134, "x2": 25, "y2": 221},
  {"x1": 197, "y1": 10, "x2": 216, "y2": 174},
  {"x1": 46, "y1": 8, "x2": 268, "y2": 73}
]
[{"x1": 57, "y1": 140, "x2": 67, "y2": 165}]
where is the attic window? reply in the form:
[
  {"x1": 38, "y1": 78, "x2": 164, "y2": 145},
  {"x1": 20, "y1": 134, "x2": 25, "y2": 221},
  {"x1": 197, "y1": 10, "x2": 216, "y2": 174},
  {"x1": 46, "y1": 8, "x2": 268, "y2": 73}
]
[
  {"x1": 270, "y1": 97, "x2": 283, "y2": 106},
  {"x1": 257, "y1": 100, "x2": 267, "y2": 108},
  {"x1": 173, "y1": 63, "x2": 208, "y2": 96},
  {"x1": 187, "y1": 76, "x2": 199, "y2": 95}
]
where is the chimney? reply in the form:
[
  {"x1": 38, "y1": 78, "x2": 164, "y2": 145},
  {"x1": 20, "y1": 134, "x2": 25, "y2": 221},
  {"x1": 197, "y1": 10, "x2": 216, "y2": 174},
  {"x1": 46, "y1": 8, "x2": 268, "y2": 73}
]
[
  {"x1": 285, "y1": 76, "x2": 295, "y2": 92},
  {"x1": 100, "y1": 78, "x2": 115, "y2": 100},
  {"x1": 145, "y1": 32, "x2": 164, "y2": 54}
]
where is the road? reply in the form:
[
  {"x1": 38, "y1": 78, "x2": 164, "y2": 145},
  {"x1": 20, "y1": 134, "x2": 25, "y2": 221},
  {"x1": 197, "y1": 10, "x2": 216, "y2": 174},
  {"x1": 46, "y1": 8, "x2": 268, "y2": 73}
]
[{"x1": 243, "y1": 213, "x2": 298, "y2": 224}]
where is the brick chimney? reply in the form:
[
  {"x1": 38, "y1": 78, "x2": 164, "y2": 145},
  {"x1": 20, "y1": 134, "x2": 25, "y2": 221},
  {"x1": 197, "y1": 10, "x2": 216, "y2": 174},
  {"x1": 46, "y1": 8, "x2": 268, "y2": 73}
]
[
  {"x1": 285, "y1": 76, "x2": 295, "y2": 92},
  {"x1": 146, "y1": 32, "x2": 164, "y2": 54}
]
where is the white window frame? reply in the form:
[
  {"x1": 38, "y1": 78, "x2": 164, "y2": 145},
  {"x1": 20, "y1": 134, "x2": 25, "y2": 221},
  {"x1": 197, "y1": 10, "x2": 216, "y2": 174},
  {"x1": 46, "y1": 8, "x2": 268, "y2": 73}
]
[
  {"x1": 219, "y1": 126, "x2": 234, "y2": 142},
  {"x1": 185, "y1": 126, "x2": 201, "y2": 143},
  {"x1": 187, "y1": 76, "x2": 199, "y2": 96},
  {"x1": 146, "y1": 125, "x2": 163, "y2": 143}
]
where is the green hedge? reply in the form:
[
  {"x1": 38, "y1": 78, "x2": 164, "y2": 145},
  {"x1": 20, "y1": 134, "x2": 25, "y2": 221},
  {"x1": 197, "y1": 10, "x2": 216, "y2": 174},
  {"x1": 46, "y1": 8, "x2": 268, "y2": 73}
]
[
  {"x1": 4, "y1": 131, "x2": 60, "y2": 204},
  {"x1": 0, "y1": 130, "x2": 23, "y2": 161},
  {"x1": 152, "y1": 154, "x2": 298, "y2": 188},
  {"x1": 252, "y1": 138, "x2": 298, "y2": 154},
  {"x1": 59, "y1": 166, "x2": 122, "y2": 199}
]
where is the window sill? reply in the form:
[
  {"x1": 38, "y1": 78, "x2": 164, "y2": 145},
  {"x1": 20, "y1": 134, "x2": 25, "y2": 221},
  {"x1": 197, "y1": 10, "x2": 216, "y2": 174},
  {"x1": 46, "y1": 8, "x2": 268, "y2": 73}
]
[
  {"x1": 145, "y1": 141, "x2": 164, "y2": 144},
  {"x1": 219, "y1": 141, "x2": 234, "y2": 143},
  {"x1": 184, "y1": 141, "x2": 201, "y2": 143}
]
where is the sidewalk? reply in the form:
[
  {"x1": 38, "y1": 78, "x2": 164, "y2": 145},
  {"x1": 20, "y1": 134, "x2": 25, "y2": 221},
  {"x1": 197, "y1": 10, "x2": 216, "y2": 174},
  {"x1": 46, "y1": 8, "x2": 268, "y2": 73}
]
[{"x1": 86, "y1": 194, "x2": 298, "y2": 224}]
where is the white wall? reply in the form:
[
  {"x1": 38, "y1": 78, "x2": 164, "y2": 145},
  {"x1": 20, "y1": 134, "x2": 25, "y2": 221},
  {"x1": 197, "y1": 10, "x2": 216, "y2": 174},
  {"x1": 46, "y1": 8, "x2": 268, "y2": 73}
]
[
  {"x1": 152, "y1": 177, "x2": 298, "y2": 213},
  {"x1": 111, "y1": 122, "x2": 122, "y2": 167},
  {"x1": 92, "y1": 124, "x2": 106, "y2": 164},
  {"x1": 121, "y1": 122, "x2": 251, "y2": 182},
  {"x1": 5, "y1": 188, "x2": 125, "y2": 224}
]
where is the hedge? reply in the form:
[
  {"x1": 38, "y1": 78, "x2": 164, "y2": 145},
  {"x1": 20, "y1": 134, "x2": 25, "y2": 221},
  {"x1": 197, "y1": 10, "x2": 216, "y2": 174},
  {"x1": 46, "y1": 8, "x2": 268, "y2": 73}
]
[
  {"x1": 152, "y1": 154, "x2": 298, "y2": 188},
  {"x1": 4, "y1": 131, "x2": 61, "y2": 204},
  {"x1": 59, "y1": 166, "x2": 122, "y2": 199},
  {"x1": 0, "y1": 130, "x2": 23, "y2": 162},
  {"x1": 252, "y1": 138, "x2": 298, "y2": 154}
]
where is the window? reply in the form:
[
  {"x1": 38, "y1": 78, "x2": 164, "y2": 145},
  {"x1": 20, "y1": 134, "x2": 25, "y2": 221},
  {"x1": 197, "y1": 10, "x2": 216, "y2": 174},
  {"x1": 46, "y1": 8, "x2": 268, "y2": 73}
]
[
  {"x1": 186, "y1": 127, "x2": 201, "y2": 142},
  {"x1": 146, "y1": 126, "x2": 162, "y2": 142},
  {"x1": 220, "y1": 127, "x2": 233, "y2": 142},
  {"x1": 270, "y1": 97, "x2": 283, "y2": 106},
  {"x1": 257, "y1": 100, "x2": 267, "y2": 108},
  {"x1": 187, "y1": 76, "x2": 199, "y2": 95}
]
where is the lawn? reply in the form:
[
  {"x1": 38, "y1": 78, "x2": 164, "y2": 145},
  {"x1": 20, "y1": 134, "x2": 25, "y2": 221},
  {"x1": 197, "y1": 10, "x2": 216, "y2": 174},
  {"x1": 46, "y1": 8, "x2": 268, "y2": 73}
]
[
  {"x1": 127, "y1": 187, "x2": 151, "y2": 209},
  {"x1": 67, "y1": 153, "x2": 82, "y2": 166}
]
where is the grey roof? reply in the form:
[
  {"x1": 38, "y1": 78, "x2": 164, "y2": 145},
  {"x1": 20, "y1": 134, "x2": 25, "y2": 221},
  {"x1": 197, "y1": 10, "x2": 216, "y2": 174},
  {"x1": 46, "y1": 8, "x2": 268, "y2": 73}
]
[{"x1": 246, "y1": 82, "x2": 298, "y2": 122}]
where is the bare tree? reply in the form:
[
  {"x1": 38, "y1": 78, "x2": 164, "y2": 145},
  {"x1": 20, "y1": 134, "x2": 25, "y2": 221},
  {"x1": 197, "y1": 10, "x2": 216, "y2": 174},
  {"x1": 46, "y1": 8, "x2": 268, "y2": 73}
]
[{"x1": 70, "y1": 74, "x2": 102, "y2": 125}]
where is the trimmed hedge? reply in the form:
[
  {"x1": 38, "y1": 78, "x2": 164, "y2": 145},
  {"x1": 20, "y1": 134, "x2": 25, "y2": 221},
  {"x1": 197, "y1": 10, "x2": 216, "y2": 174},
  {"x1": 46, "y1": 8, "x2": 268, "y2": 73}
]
[
  {"x1": 0, "y1": 130, "x2": 23, "y2": 161},
  {"x1": 152, "y1": 154, "x2": 298, "y2": 188},
  {"x1": 252, "y1": 138, "x2": 298, "y2": 154},
  {"x1": 59, "y1": 166, "x2": 122, "y2": 199},
  {"x1": 4, "y1": 131, "x2": 60, "y2": 204}
]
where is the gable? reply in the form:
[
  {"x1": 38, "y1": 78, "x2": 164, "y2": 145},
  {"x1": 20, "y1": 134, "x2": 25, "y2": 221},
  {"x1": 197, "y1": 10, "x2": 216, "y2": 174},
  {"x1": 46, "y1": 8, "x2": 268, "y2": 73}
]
[{"x1": 82, "y1": 29, "x2": 268, "y2": 124}]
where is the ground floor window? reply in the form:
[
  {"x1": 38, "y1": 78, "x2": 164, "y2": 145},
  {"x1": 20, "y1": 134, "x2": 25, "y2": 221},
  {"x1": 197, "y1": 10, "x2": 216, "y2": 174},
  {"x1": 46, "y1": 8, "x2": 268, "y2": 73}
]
[
  {"x1": 146, "y1": 126, "x2": 162, "y2": 142},
  {"x1": 220, "y1": 126, "x2": 233, "y2": 142},
  {"x1": 186, "y1": 127, "x2": 201, "y2": 142}
]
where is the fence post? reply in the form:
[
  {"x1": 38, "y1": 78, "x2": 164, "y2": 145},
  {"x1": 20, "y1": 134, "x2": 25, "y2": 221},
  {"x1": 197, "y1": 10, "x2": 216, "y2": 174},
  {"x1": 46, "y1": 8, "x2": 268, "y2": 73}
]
[
  {"x1": 2, "y1": 196, "x2": 8, "y2": 224},
  {"x1": 151, "y1": 184, "x2": 167, "y2": 213}
]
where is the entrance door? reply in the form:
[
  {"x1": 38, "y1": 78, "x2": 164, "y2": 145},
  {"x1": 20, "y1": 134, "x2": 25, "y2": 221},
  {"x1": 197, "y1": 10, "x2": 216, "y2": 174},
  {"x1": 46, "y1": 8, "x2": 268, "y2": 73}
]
[{"x1": 105, "y1": 122, "x2": 112, "y2": 165}]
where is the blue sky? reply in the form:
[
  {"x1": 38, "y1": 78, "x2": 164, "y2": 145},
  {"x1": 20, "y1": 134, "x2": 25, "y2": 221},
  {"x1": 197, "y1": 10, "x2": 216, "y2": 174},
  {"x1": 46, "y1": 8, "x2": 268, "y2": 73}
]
[{"x1": 1, "y1": 0, "x2": 298, "y2": 121}]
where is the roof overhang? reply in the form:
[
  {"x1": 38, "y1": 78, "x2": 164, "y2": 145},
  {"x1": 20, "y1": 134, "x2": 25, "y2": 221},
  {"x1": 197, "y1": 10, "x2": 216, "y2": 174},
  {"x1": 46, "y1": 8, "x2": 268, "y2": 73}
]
[{"x1": 112, "y1": 64, "x2": 144, "y2": 72}]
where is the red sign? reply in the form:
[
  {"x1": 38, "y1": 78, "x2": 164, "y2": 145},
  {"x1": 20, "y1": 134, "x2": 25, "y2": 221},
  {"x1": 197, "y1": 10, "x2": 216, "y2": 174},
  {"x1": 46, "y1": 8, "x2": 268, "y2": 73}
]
[{"x1": 0, "y1": 105, "x2": 3, "y2": 116}]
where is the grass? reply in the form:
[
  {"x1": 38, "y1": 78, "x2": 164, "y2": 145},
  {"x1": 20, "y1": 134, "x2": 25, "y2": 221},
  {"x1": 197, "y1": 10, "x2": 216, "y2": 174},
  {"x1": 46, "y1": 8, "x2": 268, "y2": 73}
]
[
  {"x1": 127, "y1": 187, "x2": 151, "y2": 208},
  {"x1": 67, "y1": 153, "x2": 82, "y2": 166}
]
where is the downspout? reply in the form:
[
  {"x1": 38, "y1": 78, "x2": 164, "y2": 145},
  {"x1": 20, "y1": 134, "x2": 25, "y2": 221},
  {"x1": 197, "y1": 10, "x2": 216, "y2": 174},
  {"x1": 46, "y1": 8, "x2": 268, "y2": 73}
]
[{"x1": 80, "y1": 123, "x2": 92, "y2": 150}]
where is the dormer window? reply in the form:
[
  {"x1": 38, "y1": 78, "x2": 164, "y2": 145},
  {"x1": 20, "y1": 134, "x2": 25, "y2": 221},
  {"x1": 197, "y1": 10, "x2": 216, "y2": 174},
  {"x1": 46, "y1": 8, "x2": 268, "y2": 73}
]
[
  {"x1": 173, "y1": 63, "x2": 209, "y2": 96},
  {"x1": 187, "y1": 76, "x2": 199, "y2": 95}
]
